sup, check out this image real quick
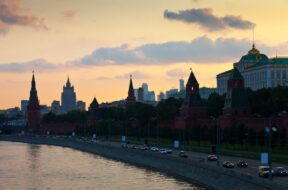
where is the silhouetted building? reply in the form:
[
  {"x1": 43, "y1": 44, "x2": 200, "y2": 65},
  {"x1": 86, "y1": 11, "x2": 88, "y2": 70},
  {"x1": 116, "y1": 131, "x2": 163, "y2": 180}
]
[
  {"x1": 88, "y1": 97, "x2": 99, "y2": 125},
  {"x1": 199, "y1": 87, "x2": 217, "y2": 99},
  {"x1": 179, "y1": 78, "x2": 185, "y2": 91},
  {"x1": 224, "y1": 67, "x2": 250, "y2": 116},
  {"x1": 175, "y1": 70, "x2": 209, "y2": 129},
  {"x1": 61, "y1": 77, "x2": 76, "y2": 112},
  {"x1": 166, "y1": 88, "x2": 178, "y2": 98},
  {"x1": 77, "y1": 101, "x2": 86, "y2": 111},
  {"x1": 21, "y1": 100, "x2": 29, "y2": 116},
  {"x1": 40, "y1": 105, "x2": 51, "y2": 115},
  {"x1": 137, "y1": 87, "x2": 144, "y2": 102},
  {"x1": 157, "y1": 92, "x2": 165, "y2": 102},
  {"x1": 217, "y1": 44, "x2": 288, "y2": 94},
  {"x1": 126, "y1": 75, "x2": 136, "y2": 108},
  {"x1": 27, "y1": 72, "x2": 41, "y2": 132},
  {"x1": 51, "y1": 100, "x2": 61, "y2": 114}
]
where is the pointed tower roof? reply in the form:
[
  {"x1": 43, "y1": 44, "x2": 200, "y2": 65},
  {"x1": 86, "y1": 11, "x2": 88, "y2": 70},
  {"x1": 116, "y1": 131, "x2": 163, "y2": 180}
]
[
  {"x1": 229, "y1": 67, "x2": 243, "y2": 80},
  {"x1": 29, "y1": 71, "x2": 38, "y2": 100},
  {"x1": 126, "y1": 75, "x2": 136, "y2": 107},
  {"x1": 90, "y1": 97, "x2": 99, "y2": 109},
  {"x1": 186, "y1": 69, "x2": 199, "y2": 87},
  {"x1": 128, "y1": 75, "x2": 135, "y2": 96}
]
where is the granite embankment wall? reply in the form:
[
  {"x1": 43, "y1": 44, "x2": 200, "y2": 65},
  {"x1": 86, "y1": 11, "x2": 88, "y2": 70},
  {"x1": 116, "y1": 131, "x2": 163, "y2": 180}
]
[{"x1": 0, "y1": 136, "x2": 286, "y2": 190}]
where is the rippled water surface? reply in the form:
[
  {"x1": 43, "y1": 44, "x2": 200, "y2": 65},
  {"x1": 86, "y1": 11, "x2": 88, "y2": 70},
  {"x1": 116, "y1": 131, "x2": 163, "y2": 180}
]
[{"x1": 0, "y1": 141, "x2": 203, "y2": 190}]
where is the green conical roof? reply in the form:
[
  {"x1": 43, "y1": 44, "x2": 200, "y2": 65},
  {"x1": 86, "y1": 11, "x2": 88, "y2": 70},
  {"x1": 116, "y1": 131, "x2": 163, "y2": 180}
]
[{"x1": 230, "y1": 67, "x2": 243, "y2": 80}]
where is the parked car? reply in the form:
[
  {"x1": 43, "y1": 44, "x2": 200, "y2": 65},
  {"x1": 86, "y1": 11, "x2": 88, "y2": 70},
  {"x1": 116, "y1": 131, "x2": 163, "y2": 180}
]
[
  {"x1": 150, "y1": 147, "x2": 159, "y2": 152},
  {"x1": 207, "y1": 155, "x2": 218, "y2": 161},
  {"x1": 179, "y1": 151, "x2": 188, "y2": 158},
  {"x1": 274, "y1": 167, "x2": 288, "y2": 177},
  {"x1": 222, "y1": 161, "x2": 235, "y2": 168},
  {"x1": 258, "y1": 166, "x2": 274, "y2": 178},
  {"x1": 165, "y1": 149, "x2": 173, "y2": 154},
  {"x1": 140, "y1": 146, "x2": 149, "y2": 151},
  {"x1": 159, "y1": 149, "x2": 168, "y2": 154},
  {"x1": 237, "y1": 160, "x2": 248, "y2": 168}
]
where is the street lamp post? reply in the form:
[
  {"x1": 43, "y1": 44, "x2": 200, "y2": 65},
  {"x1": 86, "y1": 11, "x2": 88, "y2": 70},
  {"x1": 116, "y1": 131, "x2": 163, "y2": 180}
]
[
  {"x1": 211, "y1": 116, "x2": 220, "y2": 166},
  {"x1": 266, "y1": 117, "x2": 277, "y2": 180}
]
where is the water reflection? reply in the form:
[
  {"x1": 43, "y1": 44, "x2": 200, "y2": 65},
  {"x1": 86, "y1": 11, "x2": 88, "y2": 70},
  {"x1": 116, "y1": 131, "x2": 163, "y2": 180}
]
[
  {"x1": 27, "y1": 144, "x2": 41, "y2": 171},
  {"x1": 0, "y1": 141, "x2": 204, "y2": 190}
]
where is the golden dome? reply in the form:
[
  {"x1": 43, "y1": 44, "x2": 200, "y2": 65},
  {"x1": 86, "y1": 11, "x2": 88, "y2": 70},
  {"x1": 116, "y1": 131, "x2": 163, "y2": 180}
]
[{"x1": 248, "y1": 44, "x2": 260, "y2": 55}]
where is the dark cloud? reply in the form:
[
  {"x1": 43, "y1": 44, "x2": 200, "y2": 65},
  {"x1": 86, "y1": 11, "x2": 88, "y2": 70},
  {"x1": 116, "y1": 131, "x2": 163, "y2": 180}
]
[
  {"x1": 0, "y1": 59, "x2": 63, "y2": 73},
  {"x1": 0, "y1": 36, "x2": 285, "y2": 73},
  {"x1": 0, "y1": 0, "x2": 47, "y2": 34},
  {"x1": 164, "y1": 8, "x2": 255, "y2": 31}
]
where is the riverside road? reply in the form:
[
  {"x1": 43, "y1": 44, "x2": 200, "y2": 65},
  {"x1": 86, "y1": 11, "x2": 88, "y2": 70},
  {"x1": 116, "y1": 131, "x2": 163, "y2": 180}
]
[{"x1": 89, "y1": 138, "x2": 288, "y2": 188}]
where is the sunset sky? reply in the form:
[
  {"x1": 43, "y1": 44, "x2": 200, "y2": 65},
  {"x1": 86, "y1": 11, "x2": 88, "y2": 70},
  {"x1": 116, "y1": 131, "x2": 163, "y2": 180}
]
[{"x1": 1, "y1": 0, "x2": 288, "y2": 109}]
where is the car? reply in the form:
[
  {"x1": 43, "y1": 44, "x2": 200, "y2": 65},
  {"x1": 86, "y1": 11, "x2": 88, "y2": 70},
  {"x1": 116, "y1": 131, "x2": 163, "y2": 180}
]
[
  {"x1": 258, "y1": 166, "x2": 274, "y2": 178},
  {"x1": 179, "y1": 151, "x2": 188, "y2": 158},
  {"x1": 207, "y1": 155, "x2": 218, "y2": 161},
  {"x1": 140, "y1": 146, "x2": 149, "y2": 151},
  {"x1": 274, "y1": 167, "x2": 288, "y2": 177},
  {"x1": 222, "y1": 161, "x2": 235, "y2": 168},
  {"x1": 150, "y1": 147, "x2": 159, "y2": 152},
  {"x1": 159, "y1": 149, "x2": 168, "y2": 154},
  {"x1": 165, "y1": 149, "x2": 173, "y2": 154},
  {"x1": 237, "y1": 160, "x2": 248, "y2": 168}
]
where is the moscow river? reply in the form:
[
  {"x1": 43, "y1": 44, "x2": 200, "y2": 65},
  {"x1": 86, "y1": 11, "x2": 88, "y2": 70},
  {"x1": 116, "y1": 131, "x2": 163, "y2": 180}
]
[{"x1": 0, "y1": 141, "x2": 203, "y2": 190}]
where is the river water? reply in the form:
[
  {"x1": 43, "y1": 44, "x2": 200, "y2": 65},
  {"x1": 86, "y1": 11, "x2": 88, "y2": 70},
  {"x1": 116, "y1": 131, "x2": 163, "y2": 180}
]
[{"x1": 0, "y1": 141, "x2": 204, "y2": 190}]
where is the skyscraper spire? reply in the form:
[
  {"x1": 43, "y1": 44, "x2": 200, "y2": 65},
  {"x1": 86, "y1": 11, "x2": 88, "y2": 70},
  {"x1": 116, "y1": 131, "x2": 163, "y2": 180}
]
[{"x1": 66, "y1": 75, "x2": 71, "y2": 87}]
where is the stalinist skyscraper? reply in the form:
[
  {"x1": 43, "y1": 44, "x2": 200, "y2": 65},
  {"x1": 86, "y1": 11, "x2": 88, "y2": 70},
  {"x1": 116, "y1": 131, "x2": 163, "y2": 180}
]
[{"x1": 61, "y1": 77, "x2": 76, "y2": 112}]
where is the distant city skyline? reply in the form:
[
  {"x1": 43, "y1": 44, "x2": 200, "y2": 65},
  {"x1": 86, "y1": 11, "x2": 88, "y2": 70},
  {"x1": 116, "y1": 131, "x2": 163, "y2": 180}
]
[{"x1": 1, "y1": 0, "x2": 288, "y2": 108}]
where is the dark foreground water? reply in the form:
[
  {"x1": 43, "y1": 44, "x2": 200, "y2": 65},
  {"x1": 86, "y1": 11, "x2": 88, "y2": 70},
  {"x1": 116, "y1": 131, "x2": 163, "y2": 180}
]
[{"x1": 0, "y1": 141, "x2": 203, "y2": 190}]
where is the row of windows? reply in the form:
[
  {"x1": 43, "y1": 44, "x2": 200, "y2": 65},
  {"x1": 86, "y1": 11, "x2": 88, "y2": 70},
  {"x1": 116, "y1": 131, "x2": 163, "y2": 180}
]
[
  {"x1": 244, "y1": 71, "x2": 267, "y2": 82},
  {"x1": 271, "y1": 70, "x2": 287, "y2": 79}
]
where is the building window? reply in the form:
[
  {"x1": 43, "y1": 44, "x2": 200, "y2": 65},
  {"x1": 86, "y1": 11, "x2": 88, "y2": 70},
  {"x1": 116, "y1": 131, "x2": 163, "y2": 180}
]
[
  {"x1": 271, "y1": 71, "x2": 275, "y2": 79},
  {"x1": 277, "y1": 71, "x2": 281, "y2": 79},
  {"x1": 283, "y1": 71, "x2": 286, "y2": 79}
]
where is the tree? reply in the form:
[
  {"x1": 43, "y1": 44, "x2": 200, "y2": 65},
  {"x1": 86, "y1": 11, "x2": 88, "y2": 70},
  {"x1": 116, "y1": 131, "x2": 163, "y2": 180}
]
[{"x1": 206, "y1": 93, "x2": 225, "y2": 118}]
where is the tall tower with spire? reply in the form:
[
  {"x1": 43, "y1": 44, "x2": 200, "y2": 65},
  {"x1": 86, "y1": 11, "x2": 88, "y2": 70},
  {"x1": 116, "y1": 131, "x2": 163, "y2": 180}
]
[
  {"x1": 61, "y1": 76, "x2": 76, "y2": 112},
  {"x1": 224, "y1": 67, "x2": 250, "y2": 116},
  {"x1": 126, "y1": 75, "x2": 136, "y2": 108},
  {"x1": 181, "y1": 69, "x2": 204, "y2": 111},
  {"x1": 27, "y1": 71, "x2": 41, "y2": 131},
  {"x1": 175, "y1": 69, "x2": 208, "y2": 129}
]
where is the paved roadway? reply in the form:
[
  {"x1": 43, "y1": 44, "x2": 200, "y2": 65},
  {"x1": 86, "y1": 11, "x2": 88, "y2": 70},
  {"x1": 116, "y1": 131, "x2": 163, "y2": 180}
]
[{"x1": 76, "y1": 137, "x2": 288, "y2": 187}]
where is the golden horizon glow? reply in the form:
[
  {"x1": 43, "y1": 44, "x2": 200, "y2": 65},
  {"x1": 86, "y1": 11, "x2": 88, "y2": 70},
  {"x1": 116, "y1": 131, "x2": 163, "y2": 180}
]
[{"x1": 1, "y1": 0, "x2": 288, "y2": 109}]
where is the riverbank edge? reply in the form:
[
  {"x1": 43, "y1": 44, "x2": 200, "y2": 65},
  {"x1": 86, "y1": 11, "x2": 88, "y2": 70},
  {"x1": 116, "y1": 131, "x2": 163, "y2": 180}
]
[{"x1": 0, "y1": 136, "x2": 286, "y2": 190}]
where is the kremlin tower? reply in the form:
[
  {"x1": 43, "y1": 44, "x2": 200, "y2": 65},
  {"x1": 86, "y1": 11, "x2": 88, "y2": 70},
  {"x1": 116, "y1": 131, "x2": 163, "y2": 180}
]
[
  {"x1": 88, "y1": 97, "x2": 99, "y2": 125},
  {"x1": 180, "y1": 69, "x2": 207, "y2": 118},
  {"x1": 224, "y1": 67, "x2": 250, "y2": 116},
  {"x1": 27, "y1": 72, "x2": 41, "y2": 132},
  {"x1": 126, "y1": 75, "x2": 136, "y2": 108}
]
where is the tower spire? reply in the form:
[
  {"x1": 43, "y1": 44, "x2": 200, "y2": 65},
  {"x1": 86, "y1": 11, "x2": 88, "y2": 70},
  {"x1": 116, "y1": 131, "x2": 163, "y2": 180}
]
[
  {"x1": 126, "y1": 74, "x2": 136, "y2": 108},
  {"x1": 252, "y1": 27, "x2": 255, "y2": 48}
]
